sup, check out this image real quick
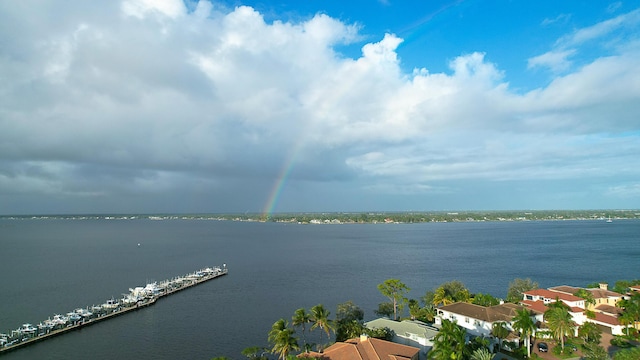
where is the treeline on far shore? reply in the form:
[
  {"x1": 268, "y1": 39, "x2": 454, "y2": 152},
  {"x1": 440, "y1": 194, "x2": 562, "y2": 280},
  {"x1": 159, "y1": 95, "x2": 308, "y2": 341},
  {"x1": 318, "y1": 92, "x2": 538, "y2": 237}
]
[{"x1": 3, "y1": 209, "x2": 639, "y2": 223}]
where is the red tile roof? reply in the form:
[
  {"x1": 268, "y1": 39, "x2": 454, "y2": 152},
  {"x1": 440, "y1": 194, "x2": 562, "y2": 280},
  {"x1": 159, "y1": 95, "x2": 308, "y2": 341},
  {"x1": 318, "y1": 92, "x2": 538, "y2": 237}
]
[
  {"x1": 300, "y1": 336, "x2": 419, "y2": 360},
  {"x1": 524, "y1": 289, "x2": 583, "y2": 302},
  {"x1": 520, "y1": 300, "x2": 548, "y2": 314},
  {"x1": 591, "y1": 312, "x2": 621, "y2": 326}
]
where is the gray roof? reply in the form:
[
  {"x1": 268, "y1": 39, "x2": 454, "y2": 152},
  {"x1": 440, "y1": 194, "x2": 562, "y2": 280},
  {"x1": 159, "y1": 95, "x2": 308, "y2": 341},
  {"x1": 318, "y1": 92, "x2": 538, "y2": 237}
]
[{"x1": 364, "y1": 318, "x2": 439, "y2": 339}]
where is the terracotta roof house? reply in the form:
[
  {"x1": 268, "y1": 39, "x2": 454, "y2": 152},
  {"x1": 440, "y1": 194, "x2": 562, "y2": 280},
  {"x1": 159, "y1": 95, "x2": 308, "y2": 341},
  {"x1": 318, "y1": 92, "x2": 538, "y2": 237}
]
[
  {"x1": 548, "y1": 284, "x2": 623, "y2": 309},
  {"x1": 522, "y1": 289, "x2": 585, "y2": 309},
  {"x1": 522, "y1": 285, "x2": 627, "y2": 335},
  {"x1": 364, "y1": 318, "x2": 439, "y2": 359},
  {"x1": 299, "y1": 335, "x2": 419, "y2": 360}
]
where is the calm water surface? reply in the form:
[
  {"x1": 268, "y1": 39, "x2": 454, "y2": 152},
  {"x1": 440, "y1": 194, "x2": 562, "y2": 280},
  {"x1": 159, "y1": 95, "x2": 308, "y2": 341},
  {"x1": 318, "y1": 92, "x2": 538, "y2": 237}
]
[{"x1": 0, "y1": 219, "x2": 638, "y2": 359}]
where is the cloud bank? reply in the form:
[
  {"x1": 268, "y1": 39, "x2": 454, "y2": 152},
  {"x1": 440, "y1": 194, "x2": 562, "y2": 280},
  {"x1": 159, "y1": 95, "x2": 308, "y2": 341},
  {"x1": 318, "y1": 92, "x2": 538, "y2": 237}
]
[{"x1": 1, "y1": 0, "x2": 639, "y2": 214}]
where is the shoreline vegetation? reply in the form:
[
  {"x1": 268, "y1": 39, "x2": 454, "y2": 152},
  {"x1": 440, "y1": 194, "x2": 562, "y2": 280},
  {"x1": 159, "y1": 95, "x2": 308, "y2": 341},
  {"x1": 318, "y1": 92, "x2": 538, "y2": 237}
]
[
  {"x1": 227, "y1": 278, "x2": 640, "y2": 360},
  {"x1": 2, "y1": 209, "x2": 639, "y2": 223}
]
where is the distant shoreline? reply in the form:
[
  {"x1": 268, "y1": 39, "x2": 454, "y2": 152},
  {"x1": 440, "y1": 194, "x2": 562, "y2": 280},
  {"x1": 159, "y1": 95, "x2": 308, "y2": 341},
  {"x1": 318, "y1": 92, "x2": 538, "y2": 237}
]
[{"x1": 1, "y1": 209, "x2": 639, "y2": 224}]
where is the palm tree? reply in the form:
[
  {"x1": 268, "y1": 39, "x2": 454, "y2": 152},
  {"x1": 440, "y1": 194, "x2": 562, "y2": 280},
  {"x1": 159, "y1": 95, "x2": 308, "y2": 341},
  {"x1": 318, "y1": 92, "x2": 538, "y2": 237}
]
[
  {"x1": 512, "y1": 308, "x2": 535, "y2": 358},
  {"x1": 292, "y1": 308, "x2": 311, "y2": 349},
  {"x1": 470, "y1": 347, "x2": 493, "y2": 360},
  {"x1": 270, "y1": 327, "x2": 299, "y2": 360},
  {"x1": 268, "y1": 318, "x2": 288, "y2": 343},
  {"x1": 268, "y1": 318, "x2": 299, "y2": 360},
  {"x1": 578, "y1": 322, "x2": 602, "y2": 345},
  {"x1": 428, "y1": 319, "x2": 468, "y2": 360},
  {"x1": 491, "y1": 321, "x2": 509, "y2": 352},
  {"x1": 310, "y1": 304, "x2": 334, "y2": 349},
  {"x1": 544, "y1": 306, "x2": 576, "y2": 352}
]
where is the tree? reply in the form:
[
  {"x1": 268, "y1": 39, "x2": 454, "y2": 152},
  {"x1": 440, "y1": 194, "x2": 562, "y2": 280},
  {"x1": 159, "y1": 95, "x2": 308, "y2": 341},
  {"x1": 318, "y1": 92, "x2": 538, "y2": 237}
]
[
  {"x1": 428, "y1": 319, "x2": 468, "y2": 360},
  {"x1": 472, "y1": 293, "x2": 500, "y2": 307},
  {"x1": 578, "y1": 322, "x2": 602, "y2": 344},
  {"x1": 374, "y1": 302, "x2": 394, "y2": 318},
  {"x1": 574, "y1": 288, "x2": 596, "y2": 308},
  {"x1": 512, "y1": 308, "x2": 535, "y2": 358},
  {"x1": 268, "y1": 319, "x2": 299, "y2": 360},
  {"x1": 491, "y1": 321, "x2": 509, "y2": 351},
  {"x1": 544, "y1": 306, "x2": 576, "y2": 351},
  {"x1": 335, "y1": 301, "x2": 364, "y2": 342},
  {"x1": 310, "y1": 304, "x2": 334, "y2": 349},
  {"x1": 431, "y1": 280, "x2": 471, "y2": 306},
  {"x1": 364, "y1": 326, "x2": 394, "y2": 341},
  {"x1": 292, "y1": 308, "x2": 311, "y2": 350},
  {"x1": 242, "y1": 346, "x2": 269, "y2": 360},
  {"x1": 470, "y1": 347, "x2": 493, "y2": 360},
  {"x1": 506, "y1": 278, "x2": 538, "y2": 303},
  {"x1": 614, "y1": 347, "x2": 640, "y2": 360},
  {"x1": 270, "y1": 328, "x2": 299, "y2": 360},
  {"x1": 408, "y1": 299, "x2": 421, "y2": 320},
  {"x1": 377, "y1": 279, "x2": 410, "y2": 320},
  {"x1": 268, "y1": 319, "x2": 288, "y2": 343},
  {"x1": 618, "y1": 292, "x2": 640, "y2": 336},
  {"x1": 582, "y1": 343, "x2": 610, "y2": 360}
]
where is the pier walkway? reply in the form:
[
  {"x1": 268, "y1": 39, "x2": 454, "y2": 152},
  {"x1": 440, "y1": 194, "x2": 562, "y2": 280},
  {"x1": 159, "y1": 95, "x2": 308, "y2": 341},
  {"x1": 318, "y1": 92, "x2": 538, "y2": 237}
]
[{"x1": 0, "y1": 265, "x2": 228, "y2": 355}]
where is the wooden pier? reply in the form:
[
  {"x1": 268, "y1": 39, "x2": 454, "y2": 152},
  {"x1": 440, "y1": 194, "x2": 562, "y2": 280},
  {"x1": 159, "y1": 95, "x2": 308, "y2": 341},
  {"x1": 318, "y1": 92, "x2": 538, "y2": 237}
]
[{"x1": 0, "y1": 266, "x2": 228, "y2": 355}]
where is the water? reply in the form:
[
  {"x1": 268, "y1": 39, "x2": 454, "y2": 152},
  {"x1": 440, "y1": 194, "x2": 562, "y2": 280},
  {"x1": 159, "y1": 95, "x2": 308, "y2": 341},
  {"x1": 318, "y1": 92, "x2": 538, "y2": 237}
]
[{"x1": 0, "y1": 219, "x2": 638, "y2": 359}]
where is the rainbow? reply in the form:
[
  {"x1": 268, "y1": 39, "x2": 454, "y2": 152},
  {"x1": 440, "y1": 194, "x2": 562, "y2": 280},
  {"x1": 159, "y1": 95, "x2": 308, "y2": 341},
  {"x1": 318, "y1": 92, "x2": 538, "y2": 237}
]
[{"x1": 262, "y1": 147, "x2": 299, "y2": 219}]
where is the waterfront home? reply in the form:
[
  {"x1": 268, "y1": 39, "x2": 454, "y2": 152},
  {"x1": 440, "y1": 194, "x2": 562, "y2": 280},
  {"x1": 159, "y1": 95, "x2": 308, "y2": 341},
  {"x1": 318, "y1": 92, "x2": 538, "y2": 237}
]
[
  {"x1": 364, "y1": 318, "x2": 438, "y2": 359},
  {"x1": 299, "y1": 334, "x2": 419, "y2": 360},
  {"x1": 548, "y1": 284, "x2": 623, "y2": 310},
  {"x1": 522, "y1": 289, "x2": 586, "y2": 309},
  {"x1": 434, "y1": 302, "x2": 535, "y2": 350},
  {"x1": 521, "y1": 285, "x2": 626, "y2": 335}
]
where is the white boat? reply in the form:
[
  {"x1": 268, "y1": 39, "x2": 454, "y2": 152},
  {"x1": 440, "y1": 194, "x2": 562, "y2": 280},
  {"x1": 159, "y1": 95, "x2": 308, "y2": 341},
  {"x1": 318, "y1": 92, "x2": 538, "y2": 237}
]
[
  {"x1": 18, "y1": 324, "x2": 37, "y2": 334},
  {"x1": 75, "y1": 308, "x2": 93, "y2": 318},
  {"x1": 66, "y1": 312, "x2": 82, "y2": 322},
  {"x1": 51, "y1": 314, "x2": 69, "y2": 326},
  {"x1": 103, "y1": 298, "x2": 119, "y2": 309},
  {"x1": 121, "y1": 294, "x2": 141, "y2": 306},
  {"x1": 606, "y1": 216, "x2": 613, "y2": 223}
]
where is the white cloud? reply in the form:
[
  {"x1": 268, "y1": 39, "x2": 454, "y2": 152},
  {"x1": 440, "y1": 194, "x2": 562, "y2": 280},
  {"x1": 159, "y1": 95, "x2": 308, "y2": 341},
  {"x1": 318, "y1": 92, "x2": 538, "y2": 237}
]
[
  {"x1": 541, "y1": 13, "x2": 571, "y2": 26},
  {"x1": 0, "y1": 1, "x2": 639, "y2": 212},
  {"x1": 559, "y1": 8, "x2": 640, "y2": 46},
  {"x1": 527, "y1": 49, "x2": 576, "y2": 72},
  {"x1": 121, "y1": 0, "x2": 187, "y2": 19},
  {"x1": 530, "y1": 8, "x2": 640, "y2": 73}
]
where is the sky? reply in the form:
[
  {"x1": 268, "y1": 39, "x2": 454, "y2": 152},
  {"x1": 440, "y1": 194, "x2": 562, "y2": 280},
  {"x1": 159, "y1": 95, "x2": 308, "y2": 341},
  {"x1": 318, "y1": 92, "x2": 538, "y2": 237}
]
[{"x1": 1, "y1": 0, "x2": 640, "y2": 215}]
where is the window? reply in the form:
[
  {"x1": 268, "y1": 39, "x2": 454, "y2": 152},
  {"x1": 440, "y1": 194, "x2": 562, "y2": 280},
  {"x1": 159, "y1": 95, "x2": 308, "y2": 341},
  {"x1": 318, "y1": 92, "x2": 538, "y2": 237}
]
[{"x1": 465, "y1": 317, "x2": 470, "y2": 323}]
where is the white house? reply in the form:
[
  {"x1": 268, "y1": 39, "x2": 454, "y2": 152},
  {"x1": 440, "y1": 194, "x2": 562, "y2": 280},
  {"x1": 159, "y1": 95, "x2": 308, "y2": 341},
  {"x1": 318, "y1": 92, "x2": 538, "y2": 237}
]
[{"x1": 364, "y1": 318, "x2": 439, "y2": 360}]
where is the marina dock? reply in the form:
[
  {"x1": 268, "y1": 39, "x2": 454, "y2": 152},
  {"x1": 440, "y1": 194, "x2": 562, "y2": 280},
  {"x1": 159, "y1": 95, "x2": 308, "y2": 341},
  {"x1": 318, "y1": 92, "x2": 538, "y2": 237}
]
[{"x1": 0, "y1": 265, "x2": 228, "y2": 355}]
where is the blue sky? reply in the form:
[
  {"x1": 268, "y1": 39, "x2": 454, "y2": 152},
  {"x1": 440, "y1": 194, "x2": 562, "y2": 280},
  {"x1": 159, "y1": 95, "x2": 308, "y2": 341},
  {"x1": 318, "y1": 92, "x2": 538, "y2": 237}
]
[{"x1": 1, "y1": 0, "x2": 639, "y2": 215}]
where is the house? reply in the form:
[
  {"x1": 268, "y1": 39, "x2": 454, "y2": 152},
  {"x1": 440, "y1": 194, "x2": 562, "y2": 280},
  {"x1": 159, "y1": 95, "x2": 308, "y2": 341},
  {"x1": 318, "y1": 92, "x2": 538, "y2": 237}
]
[
  {"x1": 521, "y1": 286, "x2": 626, "y2": 335},
  {"x1": 435, "y1": 302, "x2": 534, "y2": 337},
  {"x1": 299, "y1": 335, "x2": 420, "y2": 360},
  {"x1": 434, "y1": 302, "x2": 537, "y2": 351},
  {"x1": 548, "y1": 284, "x2": 623, "y2": 310},
  {"x1": 522, "y1": 289, "x2": 586, "y2": 309},
  {"x1": 364, "y1": 318, "x2": 439, "y2": 359}
]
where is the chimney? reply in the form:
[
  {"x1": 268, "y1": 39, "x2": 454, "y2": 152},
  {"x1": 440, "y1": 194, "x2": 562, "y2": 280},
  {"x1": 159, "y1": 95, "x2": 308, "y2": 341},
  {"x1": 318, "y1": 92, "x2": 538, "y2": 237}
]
[
  {"x1": 599, "y1": 283, "x2": 608, "y2": 290},
  {"x1": 360, "y1": 334, "x2": 369, "y2": 342}
]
